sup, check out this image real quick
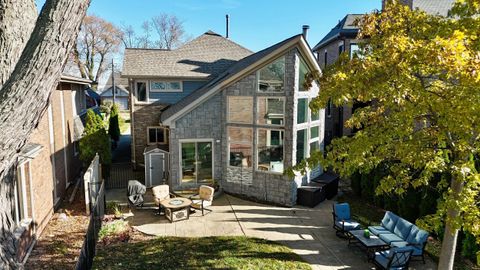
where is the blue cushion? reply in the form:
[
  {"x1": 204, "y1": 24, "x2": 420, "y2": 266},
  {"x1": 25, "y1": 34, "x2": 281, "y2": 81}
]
[
  {"x1": 335, "y1": 220, "x2": 361, "y2": 231},
  {"x1": 334, "y1": 203, "x2": 351, "y2": 221},
  {"x1": 406, "y1": 226, "x2": 429, "y2": 246},
  {"x1": 369, "y1": 225, "x2": 390, "y2": 236},
  {"x1": 411, "y1": 246, "x2": 423, "y2": 256},
  {"x1": 379, "y1": 233, "x2": 404, "y2": 244},
  {"x1": 374, "y1": 252, "x2": 390, "y2": 268},
  {"x1": 391, "y1": 241, "x2": 409, "y2": 248},
  {"x1": 393, "y1": 218, "x2": 413, "y2": 240},
  {"x1": 382, "y1": 211, "x2": 399, "y2": 232},
  {"x1": 390, "y1": 247, "x2": 414, "y2": 267},
  {"x1": 391, "y1": 241, "x2": 424, "y2": 256}
]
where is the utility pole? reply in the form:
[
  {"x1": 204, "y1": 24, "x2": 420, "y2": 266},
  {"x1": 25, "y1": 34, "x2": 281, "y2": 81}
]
[{"x1": 111, "y1": 59, "x2": 116, "y2": 105}]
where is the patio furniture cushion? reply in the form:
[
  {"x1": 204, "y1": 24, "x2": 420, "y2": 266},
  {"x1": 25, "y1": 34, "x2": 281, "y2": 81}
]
[
  {"x1": 152, "y1": 185, "x2": 170, "y2": 206},
  {"x1": 381, "y1": 211, "x2": 399, "y2": 232},
  {"x1": 335, "y1": 220, "x2": 361, "y2": 231},
  {"x1": 375, "y1": 247, "x2": 414, "y2": 269},
  {"x1": 369, "y1": 225, "x2": 390, "y2": 235},
  {"x1": 406, "y1": 226, "x2": 429, "y2": 246},
  {"x1": 379, "y1": 232, "x2": 405, "y2": 244},
  {"x1": 391, "y1": 242, "x2": 423, "y2": 256},
  {"x1": 393, "y1": 218, "x2": 413, "y2": 240},
  {"x1": 333, "y1": 203, "x2": 351, "y2": 221},
  {"x1": 192, "y1": 199, "x2": 212, "y2": 208}
]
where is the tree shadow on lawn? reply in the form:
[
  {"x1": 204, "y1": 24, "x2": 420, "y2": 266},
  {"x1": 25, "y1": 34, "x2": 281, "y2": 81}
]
[{"x1": 93, "y1": 236, "x2": 311, "y2": 270}]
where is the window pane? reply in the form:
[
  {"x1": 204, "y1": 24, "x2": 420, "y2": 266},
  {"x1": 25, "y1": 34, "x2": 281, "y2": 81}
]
[
  {"x1": 299, "y1": 59, "x2": 310, "y2": 92},
  {"x1": 350, "y1": 44, "x2": 359, "y2": 59},
  {"x1": 310, "y1": 126, "x2": 319, "y2": 139},
  {"x1": 296, "y1": 129, "x2": 307, "y2": 164},
  {"x1": 257, "y1": 97, "x2": 284, "y2": 126},
  {"x1": 181, "y1": 143, "x2": 196, "y2": 184},
  {"x1": 228, "y1": 127, "x2": 253, "y2": 168},
  {"x1": 297, "y1": 98, "x2": 308, "y2": 124},
  {"x1": 169, "y1": 82, "x2": 181, "y2": 90},
  {"x1": 311, "y1": 102, "x2": 320, "y2": 121},
  {"x1": 228, "y1": 96, "x2": 253, "y2": 124},
  {"x1": 197, "y1": 142, "x2": 213, "y2": 184},
  {"x1": 310, "y1": 141, "x2": 319, "y2": 154},
  {"x1": 137, "y1": 82, "x2": 147, "y2": 101},
  {"x1": 257, "y1": 129, "x2": 284, "y2": 173},
  {"x1": 151, "y1": 82, "x2": 166, "y2": 90},
  {"x1": 258, "y1": 57, "x2": 285, "y2": 92},
  {"x1": 148, "y1": 128, "x2": 157, "y2": 143},
  {"x1": 157, "y1": 128, "x2": 165, "y2": 143}
]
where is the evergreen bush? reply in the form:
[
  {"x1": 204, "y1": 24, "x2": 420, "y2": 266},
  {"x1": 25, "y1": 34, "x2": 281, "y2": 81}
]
[
  {"x1": 79, "y1": 109, "x2": 111, "y2": 174},
  {"x1": 108, "y1": 103, "x2": 121, "y2": 144}
]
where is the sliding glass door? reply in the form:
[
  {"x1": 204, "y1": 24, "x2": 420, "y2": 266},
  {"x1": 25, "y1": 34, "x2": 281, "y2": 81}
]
[{"x1": 181, "y1": 141, "x2": 213, "y2": 185}]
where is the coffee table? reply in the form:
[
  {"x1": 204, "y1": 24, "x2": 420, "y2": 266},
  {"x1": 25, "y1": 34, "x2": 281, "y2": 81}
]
[
  {"x1": 348, "y1": 229, "x2": 390, "y2": 261},
  {"x1": 160, "y1": 197, "x2": 192, "y2": 223}
]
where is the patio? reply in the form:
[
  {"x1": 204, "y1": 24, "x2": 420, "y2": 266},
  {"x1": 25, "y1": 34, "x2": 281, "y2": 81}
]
[{"x1": 106, "y1": 189, "x2": 436, "y2": 270}]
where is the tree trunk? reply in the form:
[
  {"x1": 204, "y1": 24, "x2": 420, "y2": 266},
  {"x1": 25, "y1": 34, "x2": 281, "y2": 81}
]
[
  {"x1": 0, "y1": 0, "x2": 37, "y2": 87},
  {"x1": 0, "y1": 0, "x2": 90, "y2": 268},
  {"x1": 438, "y1": 175, "x2": 464, "y2": 269}
]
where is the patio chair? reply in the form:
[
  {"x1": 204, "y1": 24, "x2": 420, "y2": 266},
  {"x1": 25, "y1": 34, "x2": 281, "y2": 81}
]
[
  {"x1": 152, "y1": 184, "x2": 175, "y2": 215},
  {"x1": 332, "y1": 202, "x2": 361, "y2": 238},
  {"x1": 127, "y1": 180, "x2": 146, "y2": 208},
  {"x1": 190, "y1": 185, "x2": 214, "y2": 216},
  {"x1": 373, "y1": 246, "x2": 413, "y2": 269}
]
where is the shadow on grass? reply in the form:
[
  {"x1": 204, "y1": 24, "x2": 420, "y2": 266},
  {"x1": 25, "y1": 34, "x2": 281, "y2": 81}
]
[{"x1": 93, "y1": 236, "x2": 311, "y2": 270}]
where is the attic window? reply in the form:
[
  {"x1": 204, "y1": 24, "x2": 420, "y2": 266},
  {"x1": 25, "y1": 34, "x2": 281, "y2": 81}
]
[
  {"x1": 258, "y1": 56, "x2": 285, "y2": 93},
  {"x1": 150, "y1": 81, "x2": 182, "y2": 92}
]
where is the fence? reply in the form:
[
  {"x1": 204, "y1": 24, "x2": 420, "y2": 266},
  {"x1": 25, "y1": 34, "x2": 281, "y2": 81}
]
[
  {"x1": 75, "y1": 155, "x2": 105, "y2": 270},
  {"x1": 106, "y1": 162, "x2": 144, "y2": 189}
]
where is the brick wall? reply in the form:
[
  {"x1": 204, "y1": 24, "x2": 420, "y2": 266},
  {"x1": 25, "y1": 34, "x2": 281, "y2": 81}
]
[{"x1": 131, "y1": 102, "x2": 168, "y2": 165}]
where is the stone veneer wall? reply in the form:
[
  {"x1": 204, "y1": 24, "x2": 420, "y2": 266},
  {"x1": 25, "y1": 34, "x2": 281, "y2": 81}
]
[{"x1": 169, "y1": 93, "x2": 223, "y2": 188}]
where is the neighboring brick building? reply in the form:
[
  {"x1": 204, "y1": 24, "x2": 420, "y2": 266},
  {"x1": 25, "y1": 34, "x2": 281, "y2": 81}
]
[
  {"x1": 313, "y1": 0, "x2": 455, "y2": 146},
  {"x1": 13, "y1": 75, "x2": 91, "y2": 263},
  {"x1": 123, "y1": 30, "x2": 325, "y2": 206}
]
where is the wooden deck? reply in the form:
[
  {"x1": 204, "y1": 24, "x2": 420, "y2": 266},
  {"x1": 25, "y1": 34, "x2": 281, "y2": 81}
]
[{"x1": 106, "y1": 163, "x2": 144, "y2": 189}]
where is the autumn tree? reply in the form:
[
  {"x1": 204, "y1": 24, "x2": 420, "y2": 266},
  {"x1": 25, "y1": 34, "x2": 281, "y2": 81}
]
[
  {"x1": 0, "y1": 0, "x2": 90, "y2": 268},
  {"x1": 73, "y1": 15, "x2": 122, "y2": 86},
  {"x1": 119, "y1": 13, "x2": 188, "y2": 49},
  {"x1": 294, "y1": 1, "x2": 480, "y2": 268}
]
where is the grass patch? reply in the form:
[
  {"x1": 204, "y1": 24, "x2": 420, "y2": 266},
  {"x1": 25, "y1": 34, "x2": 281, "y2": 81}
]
[{"x1": 93, "y1": 236, "x2": 311, "y2": 270}]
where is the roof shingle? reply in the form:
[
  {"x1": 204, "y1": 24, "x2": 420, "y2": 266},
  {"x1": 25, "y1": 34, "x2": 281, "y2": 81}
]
[{"x1": 122, "y1": 31, "x2": 252, "y2": 78}]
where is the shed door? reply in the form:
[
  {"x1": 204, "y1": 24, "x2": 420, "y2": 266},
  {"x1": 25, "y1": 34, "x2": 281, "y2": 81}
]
[{"x1": 149, "y1": 153, "x2": 164, "y2": 187}]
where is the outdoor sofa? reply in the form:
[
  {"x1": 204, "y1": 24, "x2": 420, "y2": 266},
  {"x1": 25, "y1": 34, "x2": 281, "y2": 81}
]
[{"x1": 368, "y1": 211, "x2": 429, "y2": 263}]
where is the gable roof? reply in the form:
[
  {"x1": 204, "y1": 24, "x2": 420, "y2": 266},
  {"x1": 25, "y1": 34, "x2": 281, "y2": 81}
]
[
  {"x1": 411, "y1": 0, "x2": 455, "y2": 16},
  {"x1": 312, "y1": 14, "x2": 362, "y2": 51},
  {"x1": 100, "y1": 86, "x2": 129, "y2": 97},
  {"x1": 122, "y1": 31, "x2": 252, "y2": 79},
  {"x1": 161, "y1": 34, "x2": 320, "y2": 125}
]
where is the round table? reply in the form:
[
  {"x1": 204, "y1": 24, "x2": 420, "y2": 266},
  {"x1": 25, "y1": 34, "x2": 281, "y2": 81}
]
[{"x1": 160, "y1": 197, "x2": 192, "y2": 223}]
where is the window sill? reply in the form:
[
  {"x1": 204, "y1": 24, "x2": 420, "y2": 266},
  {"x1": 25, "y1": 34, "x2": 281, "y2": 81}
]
[{"x1": 255, "y1": 170, "x2": 284, "y2": 176}]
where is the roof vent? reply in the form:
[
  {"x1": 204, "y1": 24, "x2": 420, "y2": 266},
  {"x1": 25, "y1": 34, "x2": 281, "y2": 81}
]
[{"x1": 226, "y1": 14, "x2": 230, "y2": 38}]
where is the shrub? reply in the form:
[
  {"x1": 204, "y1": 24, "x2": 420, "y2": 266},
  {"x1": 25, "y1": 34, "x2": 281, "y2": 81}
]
[
  {"x1": 79, "y1": 109, "x2": 111, "y2": 168},
  {"x1": 108, "y1": 103, "x2": 121, "y2": 143},
  {"x1": 462, "y1": 232, "x2": 480, "y2": 264},
  {"x1": 360, "y1": 171, "x2": 374, "y2": 201},
  {"x1": 99, "y1": 220, "x2": 130, "y2": 245}
]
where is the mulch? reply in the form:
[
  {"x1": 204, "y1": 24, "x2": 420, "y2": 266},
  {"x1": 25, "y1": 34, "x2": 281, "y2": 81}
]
[{"x1": 24, "y1": 183, "x2": 89, "y2": 270}]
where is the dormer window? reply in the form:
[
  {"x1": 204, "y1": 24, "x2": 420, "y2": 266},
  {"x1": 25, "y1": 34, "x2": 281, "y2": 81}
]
[{"x1": 150, "y1": 81, "x2": 182, "y2": 92}]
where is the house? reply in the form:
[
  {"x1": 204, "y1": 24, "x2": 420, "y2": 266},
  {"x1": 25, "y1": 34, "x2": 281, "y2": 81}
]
[
  {"x1": 100, "y1": 72, "x2": 130, "y2": 110},
  {"x1": 13, "y1": 74, "x2": 91, "y2": 263},
  {"x1": 123, "y1": 30, "x2": 324, "y2": 206},
  {"x1": 312, "y1": 0, "x2": 455, "y2": 146}
]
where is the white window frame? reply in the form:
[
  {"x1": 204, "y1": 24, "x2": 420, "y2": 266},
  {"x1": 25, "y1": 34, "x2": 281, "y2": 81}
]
[
  {"x1": 350, "y1": 43, "x2": 359, "y2": 59},
  {"x1": 227, "y1": 127, "x2": 253, "y2": 169},
  {"x1": 257, "y1": 56, "x2": 286, "y2": 93},
  {"x1": 256, "y1": 128, "x2": 285, "y2": 174},
  {"x1": 147, "y1": 126, "x2": 167, "y2": 145},
  {"x1": 256, "y1": 96, "x2": 285, "y2": 127},
  {"x1": 309, "y1": 125, "x2": 321, "y2": 155},
  {"x1": 150, "y1": 81, "x2": 183, "y2": 93},
  {"x1": 14, "y1": 161, "x2": 32, "y2": 227},
  {"x1": 178, "y1": 139, "x2": 215, "y2": 185},
  {"x1": 135, "y1": 80, "x2": 149, "y2": 103},
  {"x1": 227, "y1": 96, "x2": 254, "y2": 124}
]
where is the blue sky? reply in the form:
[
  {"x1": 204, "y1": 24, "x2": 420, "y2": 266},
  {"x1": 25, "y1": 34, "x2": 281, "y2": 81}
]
[{"x1": 37, "y1": 0, "x2": 379, "y2": 51}]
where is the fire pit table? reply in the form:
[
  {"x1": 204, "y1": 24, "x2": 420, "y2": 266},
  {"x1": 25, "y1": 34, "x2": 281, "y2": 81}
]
[{"x1": 160, "y1": 197, "x2": 192, "y2": 223}]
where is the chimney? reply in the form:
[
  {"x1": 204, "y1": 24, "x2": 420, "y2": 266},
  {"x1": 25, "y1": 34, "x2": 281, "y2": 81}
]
[
  {"x1": 302, "y1": 25, "x2": 310, "y2": 40},
  {"x1": 226, "y1": 14, "x2": 230, "y2": 38}
]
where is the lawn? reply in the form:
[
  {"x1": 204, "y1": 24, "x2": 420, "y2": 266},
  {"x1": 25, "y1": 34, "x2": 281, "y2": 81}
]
[{"x1": 93, "y1": 236, "x2": 311, "y2": 270}]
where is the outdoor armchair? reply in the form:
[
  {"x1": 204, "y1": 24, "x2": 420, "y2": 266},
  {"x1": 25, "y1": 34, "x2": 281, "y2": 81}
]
[
  {"x1": 190, "y1": 185, "x2": 214, "y2": 216},
  {"x1": 373, "y1": 246, "x2": 413, "y2": 269},
  {"x1": 152, "y1": 184, "x2": 175, "y2": 215},
  {"x1": 332, "y1": 202, "x2": 361, "y2": 238}
]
